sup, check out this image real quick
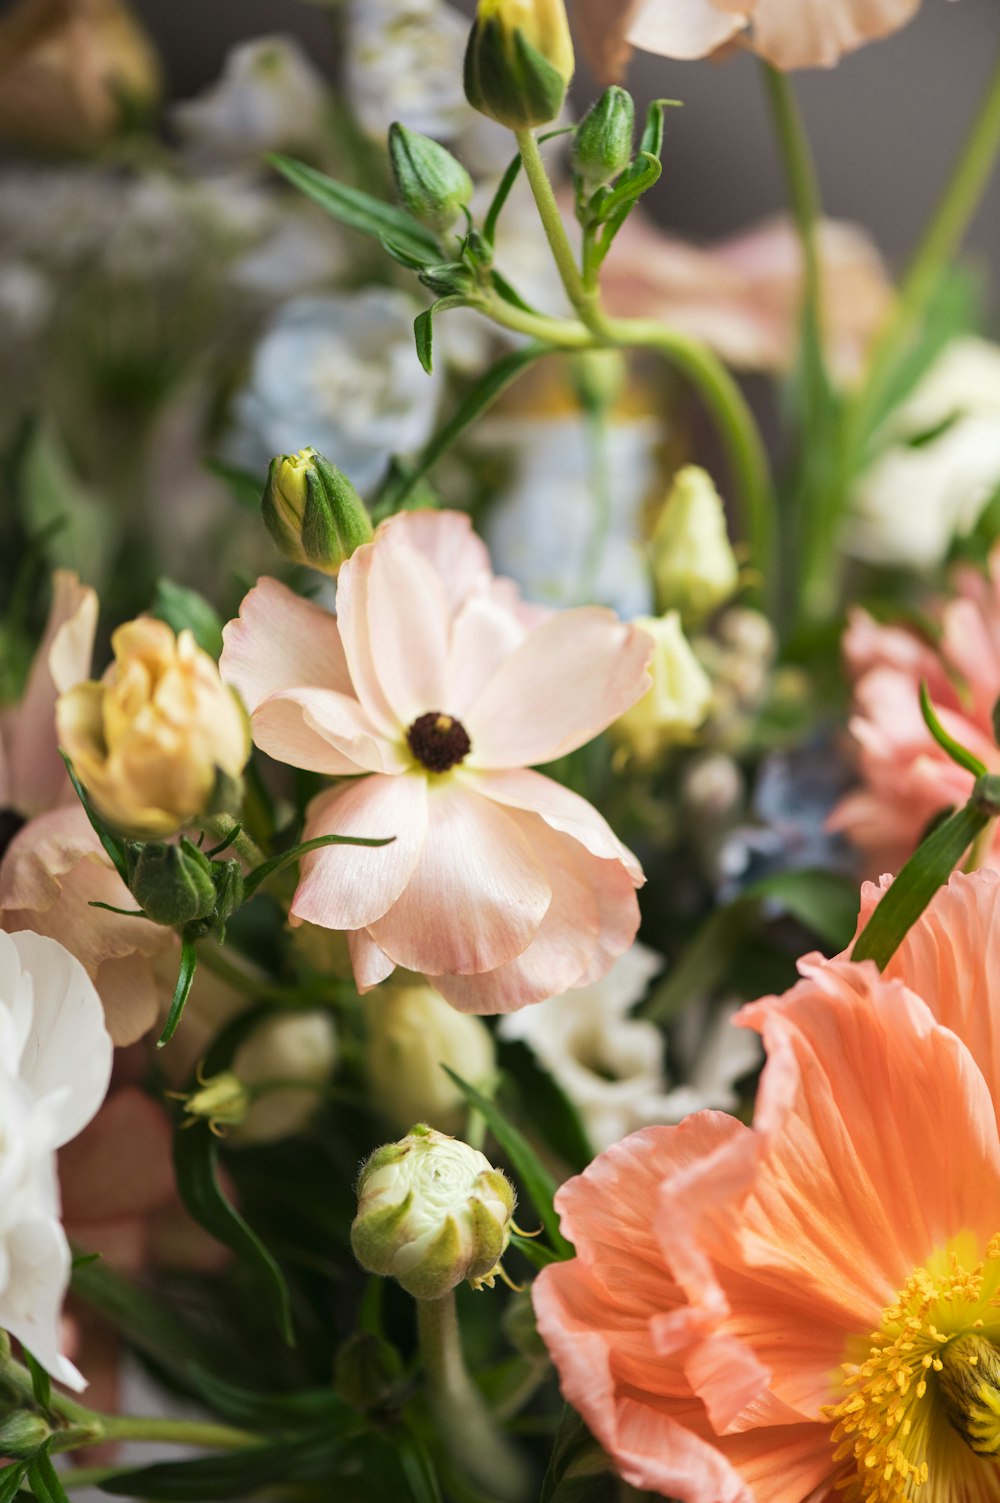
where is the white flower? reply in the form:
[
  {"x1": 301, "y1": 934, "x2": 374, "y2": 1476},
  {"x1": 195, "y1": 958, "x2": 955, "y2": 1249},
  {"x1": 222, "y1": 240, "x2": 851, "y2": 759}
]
[
  {"x1": 172, "y1": 37, "x2": 331, "y2": 171},
  {"x1": 0, "y1": 930, "x2": 112, "y2": 1389},
  {"x1": 499, "y1": 944, "x2": 759, "y2": 1151},
  {"x1": 845, "y1": 337, "x2": 1000, "y2": 569},
  {"x1": 228, "y1": 291, "x2": 443, "y2": 493},
  {"x1": 345, "y1": 0, "x2": 472, "y2": 142}
]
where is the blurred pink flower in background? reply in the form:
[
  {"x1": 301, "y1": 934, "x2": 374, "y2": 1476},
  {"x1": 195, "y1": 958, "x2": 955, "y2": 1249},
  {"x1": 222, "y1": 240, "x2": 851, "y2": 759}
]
[
  {"x1": 830, "y1": 548, "x2": 1000, "y2": 873},
  {"x1": 603, "y1": 214, "x2": 894, "y2": 386},
  {"x1": 0, "y1": 573, "x2": 172, "y2": 1044},
  {"x1": 222, "y1": 510, "x2": 652, "y2": 1012},
  {"x1": 534, "y1": 869, "x2": 1000, "y2": 1503}
]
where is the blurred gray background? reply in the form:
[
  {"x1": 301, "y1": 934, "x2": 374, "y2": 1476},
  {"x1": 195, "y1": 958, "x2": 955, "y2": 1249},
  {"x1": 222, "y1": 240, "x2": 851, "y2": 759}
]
[{"x1": 124, "y1": 0, "x2": 1000, "y2": 310}]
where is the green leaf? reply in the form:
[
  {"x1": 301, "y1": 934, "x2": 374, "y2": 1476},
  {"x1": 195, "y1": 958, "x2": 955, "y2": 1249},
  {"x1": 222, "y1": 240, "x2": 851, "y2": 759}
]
[
  {"x1": 0, "y1": 1464, "x2": 28, "y2": 1503},
  {"x1": 919, "y1": 680, "x2": 987, "y2": 776},
  {"x1": 71, "y1": 1257, "x2": 221, "y2": 1385},
  {"x1": 372, "y1": 343, "x2": 552, "y2": 519},
  {"x1": 639, "y1": 97, "x2": 680, "y2": 161},
  {"x1": 157, "y1": 937, "x2": 198, "y2": 1048},
  {"x1": 152, "y1": 580, "x2": 225, "y2": 660},
  {"x1": 242, "y1": 831, "x2": 395, "y2": 901},
  {"x1": 750, "y1": 869, "x2": 860, "y2": 952},
  {"x1": 58, "y1": 753, "x2": 129, "y2": 883},
  {"x1": 205, "y1": 459, "x2": 263, "y2": 512},
  {"x1": 412, "y1": 297, "x2": 467, "y2": 377},
  {"x1": 482, "y1": 154, "x2": 523, "y2": 245},
  {"x1": 25, "y1": 1450, "x2": 69, "y2": 1503},
  {"x1": 98, "y1": 1429, "x2": 360, "y2": 1500},
  {"x1": 642, "y1": 903, "x2": 754, "y2": 1025},
  {"x1": 395, "y1": 1429, "x2": 443, "y2": 1503},
  {"x1": 594, "y1": 151, "x2": 661, "y2": 225},
  {"x1": 509, "y1": 1232, "x2": 563, "y2": 1270},
  {"x1": 173, "y1": 1118, "x2": 294, "y2": 1345},
  {"x1": 441, "y1": 1068, "x2": 572, "y2": 1257},
  {"x1": 540, "y1": 1407, "x2": 615, "y2": 1503},
  {"x1": 269, "y1": 155, "x2": 441, "y2": 266},
  {"x1": 184, "y1": 1366, "x2": 349, "y2": 1433},
  {"x1": 499, "y1": 1040, "x2": 593, "y2": 1174},
  {"x1": 852, "y1": 801, "x2": 988, "y2": 969},
  {"x1": 22, "y1": 1350, "x2": 50, "y2": 1412}
]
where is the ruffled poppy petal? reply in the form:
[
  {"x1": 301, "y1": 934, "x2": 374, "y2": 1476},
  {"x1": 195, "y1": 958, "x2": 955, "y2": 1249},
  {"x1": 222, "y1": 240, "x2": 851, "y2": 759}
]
[
  {"x1": 290, "y1": 774, "x2": 429, "y2": 931},
  {"x1": 220, "y1": 577, "x2": 351, "y2": 713},
  {"x1": 465, "y1": 609, "x2": 652, "y2": 769}
]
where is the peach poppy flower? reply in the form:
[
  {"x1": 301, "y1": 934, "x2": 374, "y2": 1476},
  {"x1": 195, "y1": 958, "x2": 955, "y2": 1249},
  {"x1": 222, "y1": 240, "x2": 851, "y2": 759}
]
[
  {"x1": 575, "y1": 0, "x2": 933, "y2": 78},
  {"x1": 0, "y1": 573, "x2": 172, "y2": 1044},
  {"x1": 221, "y1": 510, "x2": 652, "y2": 1011},
  {"x1": 829, "y1": 547, "x2": 1000, "y2": 873},
  {"x1": 535, "y1": 868, "x2": 1000, "y2": 1502}
]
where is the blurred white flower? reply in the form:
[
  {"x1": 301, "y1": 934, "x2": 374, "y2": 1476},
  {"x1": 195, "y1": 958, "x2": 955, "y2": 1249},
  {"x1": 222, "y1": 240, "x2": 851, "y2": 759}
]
[
  {"x1": 845, "y1": 337, "x2": 1000, "y2": 569},
  {"x1": 345, "y1": 0, "x2": 471, "y2": 142},
  {"x1": 0, "y1": 930, "x2": 113, "y2": 1389},
  {"x1": 499, "y1": 944, "x2": 759, "y2": 1151},
  {"x1": 228, "y1": 290, "x2": 443, "y2": 492},
  {"x1": 172, "y1": 36, "x2": 331, "y2": 172},
  {"x1": 230, "y1": 1011, "x2": 338, "y2": 1146},
  {"x1": 366, "y1": 982, "x2": 496, "y2": 1135}
]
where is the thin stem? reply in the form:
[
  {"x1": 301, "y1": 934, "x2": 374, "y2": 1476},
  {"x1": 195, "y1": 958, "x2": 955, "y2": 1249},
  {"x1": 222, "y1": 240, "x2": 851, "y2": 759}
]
[
  {"x1": 96, "y1": 1414, "x2": 255, "y2": 1449},
  {"x1": 416, "y1": 1293, "x2": 529, "y2": 1503},
  {"x1": 514, "y1": 129, "x2": 592, "y2": 316},
  {"x1": 761, "y1": 66, "x2": 825, "y2": 360},
  {"x1": 581, "y1": 403, "x2": 614, "y2": 602},
  {"x1": 200, "y1": 813, "x2": 266, "y2": 870}
]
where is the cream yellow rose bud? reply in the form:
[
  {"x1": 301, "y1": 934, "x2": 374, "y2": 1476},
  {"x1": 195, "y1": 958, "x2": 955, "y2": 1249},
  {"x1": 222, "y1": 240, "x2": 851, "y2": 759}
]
[
  {"x1": 367, "y1": 982, "x2": 496, "y2": 1135},
  {"x1": 651, "y1": 466, "x2": 740, "y2": 623},
  {"x1": 352, "y1": 1125, "x2": 515, "y2": 1300},
  {"x1": 610, "y1": 613, "x2": 712, "y2": 768},
  {"x1": 464, "y1": 0, "x2": 574, "y2": 130},
  {"x1": 57, "y1": 618, "x2": 250, "y2": 840}
]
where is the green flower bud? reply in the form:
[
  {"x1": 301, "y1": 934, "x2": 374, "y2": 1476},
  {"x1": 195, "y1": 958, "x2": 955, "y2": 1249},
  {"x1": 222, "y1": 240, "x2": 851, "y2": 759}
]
[
  {"x1": 261, "y1": 448, "x2": 374, "y2": 576},
  {"x1": 651, "y1": 466, "x2": 741, "y2": 623},
  {"x1": 351, "y1": 1124, "x2": 515, "y2": 1300},
  {"x1": 366, "y1": 982, "x2": 496, "y2": 1135},
  {"x1": 573, "y1": 86, "x2": 634, "y2": 191},
  {"x1": 211, "y1": 859, "x2": 245, "y2": 926},
  {"x1": 388, "y1": 123, "x2": 474, "y2": 236},
  {"x1": 334, "y1": 1332, "x2": 405, "y2": 1414},
  {"x1": 128, "y1": 838, "x2": 216, "y2": 927},
  {"x1": 0, "y1": 1410, "x2": 53, "y2": 1457},
  {"x1": 464, "y1": 0, "x2": 575, "y2": 130}
]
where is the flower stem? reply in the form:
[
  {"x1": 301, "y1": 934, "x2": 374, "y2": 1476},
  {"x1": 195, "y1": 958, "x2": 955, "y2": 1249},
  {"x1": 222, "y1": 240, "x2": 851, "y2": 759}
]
[
  {"x1": 94, "y1": 1414, "x2": 255, "y2": 1449},
  {"x1": 200, "y1": 813, "x2": 267, "y2": 870},
  {"x1": 416, "y1": 1292, "x2": 529, "y2": 1502},
  {"x1": 514, "y1": 129, "x2": 592, "y2": 317}
]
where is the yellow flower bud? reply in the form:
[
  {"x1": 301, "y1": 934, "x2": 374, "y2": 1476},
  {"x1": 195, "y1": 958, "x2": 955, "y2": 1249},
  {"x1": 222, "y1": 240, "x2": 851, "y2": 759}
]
[
  {"x1": 57, "y1": 618, "x2": 250, "y2": 840},
  {"x1": 610, "y1": 613, "x2": 712, "y2": 768},
  {"x1": 464, "y1": 0, "x2": 574, "y2": 130},
  {"x1": 650, "y1": 466, "x2": 740, "y2": 623},
  {"x1": 367, "y1": 982, "x2": 496, "y2": 1135}
]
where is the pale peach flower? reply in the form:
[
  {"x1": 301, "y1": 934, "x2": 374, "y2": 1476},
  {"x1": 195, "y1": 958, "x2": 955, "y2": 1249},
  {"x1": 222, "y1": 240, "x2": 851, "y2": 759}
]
[
  {"x1": 221, "y1": 510, "x2": 652, "y2": 1011},
  {"x1": 535, "y1": 868, "x2": 1000, "y2": 1502},
  {"x1": 602, "y1": 213, "x2": 894, "y2": 386},
  {"x1": 829, "y1": 547, "x2": 1000, "y2": 873},
  {"x1": 0, "y1": 574, "x2": 173, "y2": 1044},
  {"x1": 575, "y1": 0, "x2": 937, "y2": 78}
]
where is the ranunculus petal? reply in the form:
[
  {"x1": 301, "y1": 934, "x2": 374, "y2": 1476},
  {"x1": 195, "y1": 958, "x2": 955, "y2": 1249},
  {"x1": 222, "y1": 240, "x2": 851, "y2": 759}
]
[
  {"x1": 377, "y1": 510, "x2": 492, "y2": 619},
  {"x1": 472, "y1": 768, "x2": 644, "y2": 883},
  {"x1": 291, "y1": 774, "x2": 429, "y2": 931},
  {"x1": 362, "y1": 527, "x2": 451, "y2": 726},
  {"x1": 626, "y1": 0, "x2": 749, "y2": 60},
  {"x1": 367, "y1": 782, "x2": 551, "y2": 976},
  {"x1": 347, "y1": 928, "x2": 396, "y2": 991},
  {"x1": 251, "y1": 688, "x2": 407, "y2": 775},
  {"x1": 750, "y1": 0, "x2": 921, "y2": 69},
  {"x1": 465, "y1": 609, "x2": 652, "y2": 768},
  {"x1": 220, "y1": 577, "x2": 351, "y2": 713}
]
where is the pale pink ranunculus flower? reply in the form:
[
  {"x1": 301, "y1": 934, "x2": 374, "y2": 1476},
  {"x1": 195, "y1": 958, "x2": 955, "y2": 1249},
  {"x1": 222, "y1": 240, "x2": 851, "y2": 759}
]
[
  {"x1": 221, "y1": 510, "x2": 653, "y2": 1011},
  {"x1": 575, "y1": 0, "x2": 940, "y2": 78},
  {"x1": 602, "y1": 213, "x2": 894, "y2": 387},
  {"x1": 0, "y1": 573, "x2": 173, "y2": 1044},
  {"x1": 534, "y1": 868, "x2": 1000, "y2": 1502},
  {"x1": 829, "y1": 547, "x2": 1000, "y2": 874}
]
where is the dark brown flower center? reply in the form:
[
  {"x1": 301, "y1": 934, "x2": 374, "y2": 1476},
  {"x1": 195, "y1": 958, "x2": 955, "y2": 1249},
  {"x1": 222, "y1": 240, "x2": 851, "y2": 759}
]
[
  {"x1": 0, "y1": 808, "x2": 26, "y2": 863},
  {"x1": 407, "y1": 712, "x2": 472, "y2": 774}
]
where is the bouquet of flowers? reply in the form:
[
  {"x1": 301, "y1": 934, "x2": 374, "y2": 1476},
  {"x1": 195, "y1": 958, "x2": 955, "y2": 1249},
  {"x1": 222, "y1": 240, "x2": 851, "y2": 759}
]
[{"x1": 1, "y1": 0, "x2": 1000, "y2": 1499}]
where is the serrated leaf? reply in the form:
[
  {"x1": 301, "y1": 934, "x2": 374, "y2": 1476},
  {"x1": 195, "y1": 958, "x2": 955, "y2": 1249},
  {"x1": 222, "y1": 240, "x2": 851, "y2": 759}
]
[
  {"x1": 269, "y1": 155, "x2": 440, "y2": 266},
  {"x1": 173, "y1": 1119, "x2": 294, "y2": 1345},
  {"x1": 441, "y1": 1068, "x2": 572, "y2": 1257},
  {"x1": 852, "y1": 801, "x2": 988, "y2": 969},
  {"x1": 152, "y1": 580, "x2": 224, "y2": 660}
]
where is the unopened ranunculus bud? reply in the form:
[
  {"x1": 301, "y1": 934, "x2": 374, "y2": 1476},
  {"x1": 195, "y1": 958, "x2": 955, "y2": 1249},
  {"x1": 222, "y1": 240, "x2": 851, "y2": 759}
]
[
  {"x1": 57, "y1": 619, "x2": 250, "y2": 841},
  {"x1": 0, "y1": 1410, "x2": 53, "y2": 1457},
  {"x1": 128, "y1": 838, "x2": 217, "y2": 927},
  {"x1": 651, "y1": 467, "x2": 740, "y2": 623},
  {"x1": 230, "y1": 1010, "x2": 338, "y2": 1145},
  {"x1": 366, "y1": 982, "x2": 496, "y2": 1134},
  {"x1": 388, "y1": 122, "x2": 474, "y2": 236},
  {"x1": 610, "y1": 613, "x2": 712, "y2": 768},
  {"x1": 261, "y1": 448, "x2": 374, "y2": 575},
  {"x1": 334, "y1": 1332, "x2": 405, "y2": 1414},
  {"x1": 464, "y1": 0, "x2": 574, "y2": 130},
  {"x1": 573, "y1": 86, "x2": 634, "y2": 191},
  {"x1": 352, "y1": 1125, "x2": 514, "y2": 1300}
]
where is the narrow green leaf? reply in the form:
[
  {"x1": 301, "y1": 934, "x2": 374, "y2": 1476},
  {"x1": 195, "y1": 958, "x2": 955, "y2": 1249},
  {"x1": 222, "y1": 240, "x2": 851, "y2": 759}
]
[
  {"x1": 441, "y1": 1068, "x2": 572, "y2": 1257},
  {"x1": 919, "y1": 680, "x2": 987, "y2": 776},
  {"x1": 489, "y1": 269, "x2": 539, "y2": 314},
  {"x1": 499, "y1": 1040, "x2": 593, "y2": 1173},
  {"x1": 242, "y1": 831, "x2": 395, "y2": 901},
  {"x1": 750, "y1": 869, "x2": 860, "y2": 952},
  {"x1": 396, "y1": 1429, "x2": 443, "y2": 1503},
  {"x1": 152, "y1": 580, "x2": 224, "y2": 660},
  {"x1": 639, "y1": 97, "x2": 681, "y2": 161},
  {"x1": 641, "y1": 903, "x2": 755, "y2": 1025},
  {"x1": 59, "y1": 753, "x2": 128, "y2": 883},
  {"x1": 185, "y1": 1366, "x2": 351, "y2": 1432},
  {"x1": 595, "y1": 152, "x2": 661, "y2": 224},
  {"x1": 23, "y1": 1350, "x2": 50, "y2": 1412},
  {"x1": 852, "y1": 802, "x2": 988, "y2": 969},
  {"x1": 414, "y1": 308, "x2": 434, "y2": 374},
  {"x1": 0, "y1": 1464, "x2": 27, "y2": 1503},
  {"x1": 173, "y1": 1120, "x2": 294, "y2": 1344},
  {"x1": 205, "y1": 459, "x2": 262, "y2": 512},
  {"x1": 540, "y1": 1407, "x2": 613, "y2": 1503},
  {"x1": 372, "y1": 343, "x2": 552, "y2": 519},
  {"x1": 482, "y1": 154, "x2": 523, "y2": 245},
  {"x1": 26, "y1": 1450, "x2": 69, "y2": 1503},
  {"x1": 509, "y1": 1232, "x2": 562, "y2": 1270},
  {"x1": 269, "y1": 155, "x2": 441, "y2": 265},
  {"x1": 157, "y1": 938, "x2": 198, "y2": 1048}
]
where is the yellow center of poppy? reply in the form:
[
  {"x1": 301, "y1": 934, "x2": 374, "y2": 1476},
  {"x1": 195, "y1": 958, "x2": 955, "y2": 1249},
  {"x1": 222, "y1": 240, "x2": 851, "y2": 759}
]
[{"x1": 826, "y1": 1233, "x2": 1000, "y2": 1501}]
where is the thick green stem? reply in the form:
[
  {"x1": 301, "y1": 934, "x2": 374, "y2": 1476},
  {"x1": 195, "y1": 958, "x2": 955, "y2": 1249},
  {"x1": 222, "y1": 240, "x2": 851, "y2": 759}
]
[
  {"x1": 416, "y1": 1292, "x2": 529, "y2": 1503},
  {"x1": 95, "y1": 1414, "x2": 255, "y2": 1449}
]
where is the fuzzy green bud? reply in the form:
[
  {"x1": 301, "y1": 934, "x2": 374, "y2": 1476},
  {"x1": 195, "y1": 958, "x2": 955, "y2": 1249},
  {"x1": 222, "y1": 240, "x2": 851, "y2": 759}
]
[
  {"x1": 128, "y1": 838, "x2": 217, "y2": 927},
  {"x1": 351, "y1": 1124, "x2": 515, "y2": 1300},
  {"x1": 388, "y1": 123, "x2": 474, "y2": 236},
  {"x1": 573, "y1": 86, "x2": 634, "y2": 190},
  {"x1": 651, "y1": 466, "x2": 741, "y2": 623},
  {"x1": 334, "y1": 1332, "x2": 405, "y2": 1414},
  {"x1": 464, "y1": 0, "x2": 575, "y2": 130},
  {"x1": 262, "y1": 448, "x2": 374, "y2": 576},
  {"x1": 0, "y1": 1410, "x2": 53, "y2": 1457}
]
